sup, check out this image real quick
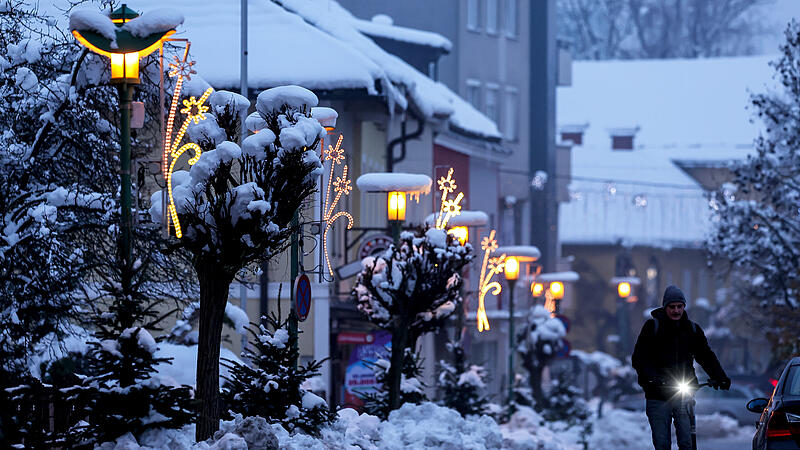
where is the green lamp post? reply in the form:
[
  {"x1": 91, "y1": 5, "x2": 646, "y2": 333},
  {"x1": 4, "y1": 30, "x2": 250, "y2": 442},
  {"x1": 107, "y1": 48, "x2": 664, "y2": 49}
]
[{"x1": 71, "y1": 4, "x2": 178, "y2": 269}]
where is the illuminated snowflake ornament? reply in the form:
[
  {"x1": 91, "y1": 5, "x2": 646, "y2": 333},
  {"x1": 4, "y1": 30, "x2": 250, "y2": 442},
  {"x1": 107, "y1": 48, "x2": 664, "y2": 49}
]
[
  {"x1": 321, "y1": 134, "x2": 354, "y2": 277},
  {"x1": 435, "y1": 168, "x2": 464, "y2": 229}
]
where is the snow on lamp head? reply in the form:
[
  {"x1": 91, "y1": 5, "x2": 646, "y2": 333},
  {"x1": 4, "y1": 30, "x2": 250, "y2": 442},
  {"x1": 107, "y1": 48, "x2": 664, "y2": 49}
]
[
  {"x1": 70, "y1": 5, "x2": 181, "y2": 84},
  {"x1": 356, "y1": 172, "x2": 433, "y2": 222}
]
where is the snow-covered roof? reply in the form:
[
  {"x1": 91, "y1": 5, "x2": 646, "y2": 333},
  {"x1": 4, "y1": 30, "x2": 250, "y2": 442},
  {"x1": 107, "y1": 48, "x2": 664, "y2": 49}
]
[
  {"x1": 107, "y1": 0, "x2": 498, "y2": 140},
  {"x1": 350, "y1": 15, "x2": 452, "y2": 52},
  {"x1": 275, "y1": 0, "x2": 501, "y2": 140},
  {"x1": 558, "y1": 56, "x2": 778, "y2": 248}
]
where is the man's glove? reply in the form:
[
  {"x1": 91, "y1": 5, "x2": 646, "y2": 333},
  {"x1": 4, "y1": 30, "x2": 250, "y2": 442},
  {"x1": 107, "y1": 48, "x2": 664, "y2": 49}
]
[{"x1": 709, "y1": 377, "x2": 731, "y2": 390}]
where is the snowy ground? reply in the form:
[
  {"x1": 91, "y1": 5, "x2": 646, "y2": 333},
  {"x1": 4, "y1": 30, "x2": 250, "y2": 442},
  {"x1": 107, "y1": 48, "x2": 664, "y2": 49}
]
[{"x1": 95, "y1": 401, "x2": 752, "y2": 449}]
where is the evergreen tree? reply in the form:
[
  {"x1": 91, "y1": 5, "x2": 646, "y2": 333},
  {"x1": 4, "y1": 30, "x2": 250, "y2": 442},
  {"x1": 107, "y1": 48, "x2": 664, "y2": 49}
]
[
  {"x1": 707, "y1": 21, "x2": 800, "y2": 360},
  {"x1": 149, "y1": 85, "x2": 326, "y2": 439},
  {"x1": 220, "y1": 315, "x2": 334, "y2": 435},
  {"x1": 351, "y1": 228, "x2": 474, "y2": 413},
  {"x1": 0, "y1": 2, "x2": 197, "y2": 446},
  {"x1": 359, "y1": 348, "x2": 427, "y2": 419},
  {"x1": 437, "y1": 341, "x2": 490, "y2": 417}
]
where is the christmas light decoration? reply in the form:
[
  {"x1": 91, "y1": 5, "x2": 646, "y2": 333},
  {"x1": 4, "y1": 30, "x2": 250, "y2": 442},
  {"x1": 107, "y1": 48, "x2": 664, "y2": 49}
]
[
  {"x1": 321, "y1": 133, "x2": 354, "y2": 277},
  {"x1": 435, "y1": 168, "x2": 463, "y2": 229},
  {"x1": 162, "y1": 49, "x2": 211, "y2": 238},
  {"x1": 476, "y1": 229, "x2": 507, "y2": 332}
]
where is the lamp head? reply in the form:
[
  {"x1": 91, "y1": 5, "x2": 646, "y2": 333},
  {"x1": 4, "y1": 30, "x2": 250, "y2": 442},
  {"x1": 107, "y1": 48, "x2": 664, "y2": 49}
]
[
  {"x1": 531, "y1": 282, "x2": 544, "y2": 297},
  {"x1": 387, "y1": 191, "x2": 406, "y2": 222},
  {"x1": 505, "y1": 256, "x2": 519, "y2": 281},
  {"x1": 448, "y1": 226, "x2": 468, "y2": 245},
  {"x1": 618, "y1": 281, "x2": 632, "y2": 298},
  {"x1": 110, "y1": 4, "x2": 139, "y2": 24},
  {"x1": 550, "y1": 281, "x2": 564, "y2": 299}
]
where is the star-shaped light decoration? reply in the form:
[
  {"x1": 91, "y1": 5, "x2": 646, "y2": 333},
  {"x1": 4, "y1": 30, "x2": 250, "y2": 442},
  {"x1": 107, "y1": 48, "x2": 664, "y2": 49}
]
[
  {"x1": 435, "y1": 168, "x2": 464, "y2": 229},
  {"x1": 476, "y1": 229, "x2": 507, "y2": 332},
  {"x1": 321, "y1": 134, "x2": 354, "y2": 277}
]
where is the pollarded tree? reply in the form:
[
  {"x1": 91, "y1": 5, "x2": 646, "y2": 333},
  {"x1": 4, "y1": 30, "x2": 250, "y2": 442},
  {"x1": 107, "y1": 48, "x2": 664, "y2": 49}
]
[
  {"x1": 517, "y1": 305, "x2": 567, "y2": 408},
  {"x1": 351, "y1": 228, "x2": 474, "y2": 412},
  {"x1": 150, "y1": 85, "x2": 325, "y2": 440},
  {"x1": 707, "y1": 21, "x2": 800, "y2": 360}
]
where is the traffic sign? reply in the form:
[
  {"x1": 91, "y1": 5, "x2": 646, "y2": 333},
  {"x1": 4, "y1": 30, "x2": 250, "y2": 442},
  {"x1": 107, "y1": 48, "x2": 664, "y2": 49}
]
[{"x1": 295, "y1": 274, "x2": 312, "y2": 322}]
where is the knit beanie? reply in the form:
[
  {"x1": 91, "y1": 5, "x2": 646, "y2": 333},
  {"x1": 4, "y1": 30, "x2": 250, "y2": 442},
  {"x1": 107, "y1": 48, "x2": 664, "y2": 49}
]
[{"x1": 662, "y1": 285, "x2": 686, "y2": 307}]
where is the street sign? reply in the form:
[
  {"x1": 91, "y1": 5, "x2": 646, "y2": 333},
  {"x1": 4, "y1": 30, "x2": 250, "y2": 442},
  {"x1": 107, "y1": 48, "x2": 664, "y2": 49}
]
[{"x1": 295, "y1": 274, "x2": 311, "y2": 322}]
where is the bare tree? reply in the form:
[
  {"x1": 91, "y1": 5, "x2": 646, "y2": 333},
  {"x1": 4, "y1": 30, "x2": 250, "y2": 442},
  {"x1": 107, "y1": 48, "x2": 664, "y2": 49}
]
[{"x1": 559, "y1": 0, "x2": 770, "y2": 59}]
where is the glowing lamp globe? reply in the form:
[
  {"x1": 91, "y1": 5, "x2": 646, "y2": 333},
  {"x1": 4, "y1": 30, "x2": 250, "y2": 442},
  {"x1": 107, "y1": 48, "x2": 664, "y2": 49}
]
[
  {"x1": 618, "y1": 281, "x2": 632, "y2": 298},
  {"x1": 531, "y1": 282, "x2": 544, "y2": 297},
  {"x1": 505, "y1": 256, "x2": 519, "y2": 281},
  {"x1": 550, "y1": 281, "x2": 564, "y2": 299},
  {"x1": 448, "y1": 226, "x2": 468, "y2": 245},
  {"x1": 71, "y1": 5, "x2": 178, "y2": 84},
  {"x1": 387, "y1": 191, "x2": 406, "y2": 221}
]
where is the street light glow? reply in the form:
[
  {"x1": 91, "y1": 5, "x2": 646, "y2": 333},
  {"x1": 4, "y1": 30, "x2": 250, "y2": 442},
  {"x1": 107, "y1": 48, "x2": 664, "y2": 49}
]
[
  {"x1": 448, "y1": 226, "x2": 468, "y2": 245},
  {"x1": 531, "y1": 282, "x2": 544, "y2": 297},
  {"x1": 618, "y1": 281, "x2": 631, "y2": 298},
  {"x1": 550, "y1": 281, "x2": 564, "y2": 299},
  {"x1": 505, "y1": 256, "x2": 519, "y2": 281},
  {"x1": 387, "y1": 191, "x2": 406, "y2": 221}
]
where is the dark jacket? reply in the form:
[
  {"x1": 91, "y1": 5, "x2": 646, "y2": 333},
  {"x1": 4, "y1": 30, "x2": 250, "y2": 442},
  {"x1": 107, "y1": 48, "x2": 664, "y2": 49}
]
[{"x1": 631, "y1": 307, "x2": 727, "y2": 400}]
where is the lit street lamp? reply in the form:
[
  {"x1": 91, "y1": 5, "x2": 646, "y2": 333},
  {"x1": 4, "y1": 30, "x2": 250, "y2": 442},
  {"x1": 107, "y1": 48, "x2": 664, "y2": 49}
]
[
  {"x1": 610, "y1": 276, "x2": 641, "y2": 357},
  {"x1": 387, "y1": 190, "x2": 406, "y2": 243},
  {"x1": 71, "y1": 5, "x2": 179, "y2": 269},
  {"x1": 504, "y1": 256, "x2": 519, "y2": 405}
]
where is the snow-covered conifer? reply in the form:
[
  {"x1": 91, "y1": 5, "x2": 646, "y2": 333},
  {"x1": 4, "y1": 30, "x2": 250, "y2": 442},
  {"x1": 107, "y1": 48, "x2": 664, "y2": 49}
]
[
  {"x1": 437, "y1": 341, "x2": 490, "y2": 417},
  {"x1": 220, "y1": 315, "x2": 334, "y2": 435},
  {"x1": 360, "y1": 349, "x2": 427, "y2": 419},
  {"x1": 351, "y1": 228, "x2": 473, "y2": 413}
]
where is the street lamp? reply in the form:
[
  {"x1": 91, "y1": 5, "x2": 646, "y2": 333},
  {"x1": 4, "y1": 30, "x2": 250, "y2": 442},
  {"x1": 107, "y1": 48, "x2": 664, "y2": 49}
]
[
  {"x1": 70, "y1": 5, "x2": 179, "y2": 269},
  {"x1": 448, "y1": 226, "x2": 469, "y2": 246},
  {"x1": 550, "y1": 281, "x2": 564, "y2": 300},
  {"x1": 531, "y1": 282, "x2": 544, "y2": 298},
  {"x1": 387, "y1": 191, "x2": 406, "y2": 242},
  {"x1": 504, "y1": 256, "x2": 519, "y2": 405},
  {"x1": 356, "y1": 172, "x2": 433, "y2": 245},
  {"x1": 610, "y1": 276, "x2": 641, "y2": 357}
]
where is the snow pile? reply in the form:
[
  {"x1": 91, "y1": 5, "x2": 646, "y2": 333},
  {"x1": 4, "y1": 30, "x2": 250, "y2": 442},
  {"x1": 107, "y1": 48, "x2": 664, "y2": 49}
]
[
  {"x1": 501, "y1": 406, "x2": 570, "y2": 449},
  {"x1": 585, "y1": 407, "x2": 651, "y2": 449},
  {"x1": 153, "y1": 342, "x2": 242, "y2": 388}
]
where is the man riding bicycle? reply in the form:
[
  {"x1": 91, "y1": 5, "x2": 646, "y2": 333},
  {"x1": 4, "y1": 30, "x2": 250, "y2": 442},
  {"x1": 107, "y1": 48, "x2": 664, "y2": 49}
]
[{"x1": 632, "y1": 285, "x2": 731, "y2": 450}]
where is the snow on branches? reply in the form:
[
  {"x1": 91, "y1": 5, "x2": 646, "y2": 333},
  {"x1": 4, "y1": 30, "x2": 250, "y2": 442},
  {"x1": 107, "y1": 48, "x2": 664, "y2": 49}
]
[{"x1": 707, "y1": 21, "x2": 800, "y2": 357}]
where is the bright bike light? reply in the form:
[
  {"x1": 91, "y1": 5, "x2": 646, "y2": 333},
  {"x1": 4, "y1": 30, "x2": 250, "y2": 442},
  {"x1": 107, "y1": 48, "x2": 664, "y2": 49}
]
[{"x1": 677, "y1": 381, "x2": 691, "y2": 395}]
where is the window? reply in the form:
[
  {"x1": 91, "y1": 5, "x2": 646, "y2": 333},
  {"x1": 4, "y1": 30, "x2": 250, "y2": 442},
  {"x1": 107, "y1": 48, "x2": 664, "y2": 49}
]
[
  {"x1": 503, "y1": 87, "x2": 518, "y2": 140},
  {"x1": 486, "y1": 84, "x2": 499, "y2": 124},
  {"x1": 466, "y1": 79, "x2": 481, "y2": 109},
  {"x1": 486, "y1": 0, "x2": 498, "y2": 34},
  {"x1": 467, "y1": 0, "x2": 480, "y2": 31},
  {"x1": 612, "y1": 135, "x2": 633, "y2": 150},
  {"x1": 504, "y1": 0, "x2": 517, "y2": 38}
]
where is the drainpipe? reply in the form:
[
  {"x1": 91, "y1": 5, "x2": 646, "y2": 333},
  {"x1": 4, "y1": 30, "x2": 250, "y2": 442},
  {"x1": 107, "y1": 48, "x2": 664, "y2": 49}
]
[{"x1": 387, "y1": 115, "x2": 425, "y2": 172}]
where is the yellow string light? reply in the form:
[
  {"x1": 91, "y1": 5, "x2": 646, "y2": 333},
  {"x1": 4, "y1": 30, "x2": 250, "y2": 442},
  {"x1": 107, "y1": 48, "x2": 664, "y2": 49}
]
[
  {"x1": 476, "y1": 229, "x2": 506, "y2": 332},
  {"x1": 320, "y1": 133, "x2": 353, "y2": 277}
]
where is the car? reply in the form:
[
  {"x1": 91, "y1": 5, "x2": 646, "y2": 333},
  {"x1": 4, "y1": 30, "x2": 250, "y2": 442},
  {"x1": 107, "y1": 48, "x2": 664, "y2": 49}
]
[
  {"x1": 747, "y1": 356, "x2": 800, "y2": 449},
  {"x1": 615, "y1": 382, "x2": 763, "y2": 425}
]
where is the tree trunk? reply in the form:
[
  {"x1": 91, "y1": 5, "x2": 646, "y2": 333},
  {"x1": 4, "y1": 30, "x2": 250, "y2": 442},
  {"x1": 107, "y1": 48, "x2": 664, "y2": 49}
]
[
  {"x1": 526, "y1": 360, "x2": 548, "y2": 409},
  {"x1": 194, "y1": 263, "x2": 234, "y2": 442},
  {"x1": 387, "y1": 324, "x2": 410, "y2": 412}
]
